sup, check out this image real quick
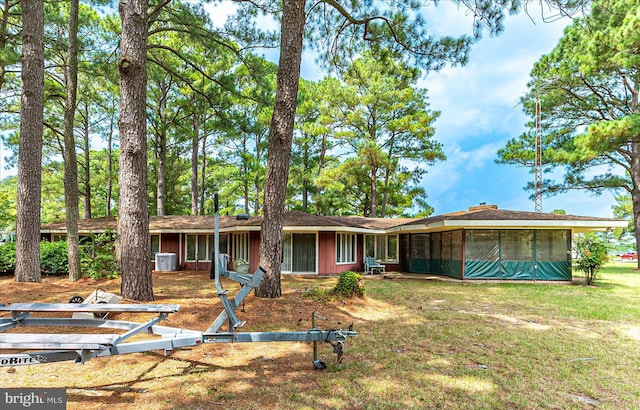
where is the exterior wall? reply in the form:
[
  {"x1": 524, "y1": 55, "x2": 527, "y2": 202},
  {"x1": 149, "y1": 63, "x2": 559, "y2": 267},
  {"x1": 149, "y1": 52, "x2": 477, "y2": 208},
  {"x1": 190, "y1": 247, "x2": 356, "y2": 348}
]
[
  {"x1": 317, "y1": 231, "x2": 360, "y2": 275},
  {"x1": 160, "y1": 233, "x2": 181, "y2": 255},
  {"x1": 248, "y1": 231, "x2": 261, "y2": 273},
  {"x1": 152, "y1": 233, "x2": 181, "y2": 271},
  {"x1": 153, "y1": 230, "x2": 375, "y2": 275}
]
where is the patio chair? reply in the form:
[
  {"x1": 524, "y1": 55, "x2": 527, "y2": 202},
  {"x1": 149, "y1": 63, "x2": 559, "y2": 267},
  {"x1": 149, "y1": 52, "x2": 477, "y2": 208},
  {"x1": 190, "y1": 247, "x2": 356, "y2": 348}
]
[{"x1": 364, "y1": 257, "x2": 386, "y2": 275}]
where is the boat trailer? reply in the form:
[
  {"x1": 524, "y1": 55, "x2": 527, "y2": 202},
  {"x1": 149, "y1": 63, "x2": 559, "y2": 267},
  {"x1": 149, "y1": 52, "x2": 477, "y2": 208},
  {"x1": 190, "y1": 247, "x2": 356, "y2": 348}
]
[{"x1": 0, "y1": 196, "x2": 356, "y2": 369}]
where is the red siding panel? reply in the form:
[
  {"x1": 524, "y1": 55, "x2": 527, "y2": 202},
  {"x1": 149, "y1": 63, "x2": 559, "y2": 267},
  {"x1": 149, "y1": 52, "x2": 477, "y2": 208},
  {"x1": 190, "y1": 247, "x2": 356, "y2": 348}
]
[{"x1": 318, "y1": 231, "x2": 361, "y2": 275}]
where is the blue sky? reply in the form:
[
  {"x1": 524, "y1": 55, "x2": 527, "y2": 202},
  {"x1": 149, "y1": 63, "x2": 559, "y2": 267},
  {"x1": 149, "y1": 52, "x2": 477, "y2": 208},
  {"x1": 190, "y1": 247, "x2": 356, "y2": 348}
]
[
  {"x1": 294, "y1": 4, "x2": 619, "y2": 218},
  {"x1": 412, "y1": 4, "x2": 618, "y2": 218}
]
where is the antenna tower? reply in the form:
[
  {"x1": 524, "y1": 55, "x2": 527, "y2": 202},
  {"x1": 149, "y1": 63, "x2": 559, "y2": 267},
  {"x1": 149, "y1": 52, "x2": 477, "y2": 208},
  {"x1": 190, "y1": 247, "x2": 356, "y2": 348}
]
[{"x1": 534, "y1": 94, "x2": 543, "y2": 213}]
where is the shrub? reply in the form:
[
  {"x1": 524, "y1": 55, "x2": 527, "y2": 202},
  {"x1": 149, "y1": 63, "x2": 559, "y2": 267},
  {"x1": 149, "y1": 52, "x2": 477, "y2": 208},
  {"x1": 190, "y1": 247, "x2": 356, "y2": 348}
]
[
  {"x1": 303, "y1": 286, "x2": 331, "y2": 302},
  {"x1": 40, "y1": 240, "x2": 69, "y2": 275},
  {"x1": 81, "y1": 231, "x2": 119, "y2": 279},
  {"x1": 333, "y1": 271, "x2": 364, "y2": 298},
  {"x1": 573, "y1": 233, "x2": 610, "y2": 285},
  {"x1": 0, "y1": 242, "x2": 16, "y2": 274}
]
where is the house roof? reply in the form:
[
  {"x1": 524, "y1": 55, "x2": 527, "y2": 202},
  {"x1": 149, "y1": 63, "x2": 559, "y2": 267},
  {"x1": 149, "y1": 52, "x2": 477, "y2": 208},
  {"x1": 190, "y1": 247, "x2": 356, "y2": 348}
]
[
  {"x1": 40, "y1": 206, "x2": 626, "y2": 235},
  {"x1": 389, "y1": 207, "x2": 626, "y2": 233}
]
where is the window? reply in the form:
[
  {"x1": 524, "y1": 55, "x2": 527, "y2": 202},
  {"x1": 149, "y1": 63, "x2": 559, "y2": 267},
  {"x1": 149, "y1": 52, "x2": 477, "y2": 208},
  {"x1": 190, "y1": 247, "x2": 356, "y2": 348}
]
[
  {"x1": 365, "y1": 235, "x2": 375, "y2": 258},
  {"x1": 387, "y1": 235, "x2": 398, "y2": 263},
  {"x1": 232, "y1": 233, "x2": 249, "y2": 262},
  {"x1": 186, "y1": 234, "x2": 213, "y2": 261},
  {"x1": 151, "y1": 235, "x2": 160, "y2": 260},
  {"x1": 364, "y1": 234, "x2": 399, "y2": 263},
  {"x1": 336, "y1": 233, "x2": 356, "y2": 264}
]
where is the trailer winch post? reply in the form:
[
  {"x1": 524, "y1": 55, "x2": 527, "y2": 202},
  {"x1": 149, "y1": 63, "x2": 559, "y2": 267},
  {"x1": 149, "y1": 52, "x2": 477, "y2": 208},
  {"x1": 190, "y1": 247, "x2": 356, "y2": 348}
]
[{"x1": 213, "y1": 194, "x2": 222, "y2": 295}]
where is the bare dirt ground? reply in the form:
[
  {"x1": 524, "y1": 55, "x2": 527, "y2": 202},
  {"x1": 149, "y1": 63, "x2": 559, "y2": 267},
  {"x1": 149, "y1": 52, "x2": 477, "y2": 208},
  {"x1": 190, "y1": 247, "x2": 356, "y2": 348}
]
[{"x1": 0, "y1": 271, "x2": 366, "y2": 409}]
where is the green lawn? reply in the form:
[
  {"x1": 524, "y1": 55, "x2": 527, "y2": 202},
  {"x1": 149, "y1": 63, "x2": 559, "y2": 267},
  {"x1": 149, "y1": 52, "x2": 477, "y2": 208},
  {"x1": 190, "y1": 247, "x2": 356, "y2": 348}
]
[{"x1": 328, "y1": 263, "x2": 640, "y2": 409}]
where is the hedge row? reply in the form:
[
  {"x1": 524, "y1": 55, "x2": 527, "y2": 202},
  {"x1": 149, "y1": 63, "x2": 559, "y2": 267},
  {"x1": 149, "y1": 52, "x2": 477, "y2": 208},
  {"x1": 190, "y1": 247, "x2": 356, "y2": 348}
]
[{"x1": 0, "y1": 234, "x2": 118, "y2": 278}]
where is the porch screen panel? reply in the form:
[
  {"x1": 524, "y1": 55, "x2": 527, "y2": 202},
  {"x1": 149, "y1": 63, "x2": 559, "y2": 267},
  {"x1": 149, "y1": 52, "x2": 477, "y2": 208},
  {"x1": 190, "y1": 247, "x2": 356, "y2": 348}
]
[
  {"x1": 440, "y1": 232, "x2": 452, "y2": 277},
  {"x1": 536, "y1": 230, "x2": 570, "y2": 261},
  {"x1": 500, "y1": 230, "x2": 534, "y2": 280},
  {"x1": 465, "y1": 230, "x2": 499, "y2": 260},
  {"x1": 535, "y1": 229, "x2": 571, "y2": 281},
  {"x1": 501, "y1": 230, "x2": 534, "y2": 260},
  {"x1": 431, "y1": 233, "x2": 441, "y2": 274},
  {"x1": 292, "y1": 233, "x2": 316, "y2": 273},
  {"x1": 411, "y1": 233, "x2": 430, "y2": 273},
  {"x1": 400, "y1": 234, "x2": 411, "y2": 272},
  {"x1": 450, "y1": 230, "x2": 463, "y2": 278},
  {"x1": 464, "y1": 230, "x2": 499, "y2": 279}
]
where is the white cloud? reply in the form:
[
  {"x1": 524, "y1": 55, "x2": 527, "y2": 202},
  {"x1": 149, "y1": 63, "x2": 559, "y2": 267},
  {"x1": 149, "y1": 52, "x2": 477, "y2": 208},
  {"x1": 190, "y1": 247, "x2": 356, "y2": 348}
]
[
  {"x1": 199, "y1": 2, "x2": 618, "y2": 218},
  {"x1": 202, "y1": 2, "x2": 237, "y2": 27}
]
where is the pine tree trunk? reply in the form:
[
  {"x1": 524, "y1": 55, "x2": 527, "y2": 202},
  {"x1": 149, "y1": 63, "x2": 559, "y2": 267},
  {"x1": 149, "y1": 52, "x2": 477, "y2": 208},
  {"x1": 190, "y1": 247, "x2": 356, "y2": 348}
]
[
  {"x1": 631, "y1": 140, "x2": 640, "y2": 271},
  {"x1": 118, "y1": 0, "x2": 153, "y2": 301},
  {"x1": 191, "y1": 112, "x2": 199, "y2": 215},
  {"x1": 82, "y1": 104, "x2": 91, "y2": 219},
  {"x1": 369, "y1": 167, "x2": 377, "y2": 217},
  {"x1": 106, "y1": 110, "x2": 114, "y2": 217},
  {"x1": 199, "y1": 132, "x2": 206, "y2": 215},
  {"x1": 156, "y1": 128, "x2": 166, "y2": 216},
  {"x1": 64, "y1": 0, "x2": 81, "y2": 282},
  {"x1": 15, "y1": 0, "x2": 44, "y2": 283},
  {"x1": 156, "y1": 84, "x2": 167, "y2": 216},
  {"x1": 256, "y1": 0, "x2": 305, "y2": 298}
]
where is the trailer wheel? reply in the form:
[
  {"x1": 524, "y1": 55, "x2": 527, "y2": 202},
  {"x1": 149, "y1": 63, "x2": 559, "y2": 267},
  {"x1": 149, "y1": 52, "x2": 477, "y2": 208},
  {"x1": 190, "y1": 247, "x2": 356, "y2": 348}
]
[
  {"x1": 68, "y1": 296, "x2": 84, "y2": 303},
  {"x1": 94, "y1": 301, "x2": 108, "y2": 319}
]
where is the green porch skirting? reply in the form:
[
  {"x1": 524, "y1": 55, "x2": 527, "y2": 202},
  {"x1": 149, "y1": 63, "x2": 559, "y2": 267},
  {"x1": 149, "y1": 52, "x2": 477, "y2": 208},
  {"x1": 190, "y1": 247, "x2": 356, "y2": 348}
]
[
  {"x1": 411, "y1": 258, "x2": 463, "y2": 279},
  {"x1": 465, "y1": 260, "x2": 571, "y2": 281}
]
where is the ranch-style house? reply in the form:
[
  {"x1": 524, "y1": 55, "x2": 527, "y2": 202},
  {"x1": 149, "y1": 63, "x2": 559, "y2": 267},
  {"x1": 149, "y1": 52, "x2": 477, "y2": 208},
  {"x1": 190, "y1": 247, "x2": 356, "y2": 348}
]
[{"x1": 40, "y1": 204, "x2": 626, "y2": 281}]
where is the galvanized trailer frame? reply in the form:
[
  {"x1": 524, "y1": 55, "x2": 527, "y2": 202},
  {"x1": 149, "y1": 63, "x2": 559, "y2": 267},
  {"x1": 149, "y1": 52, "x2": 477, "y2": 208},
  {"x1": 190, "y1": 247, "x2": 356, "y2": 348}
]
[
  {"x1": 0, "y1": 195, "x2": 356, "y2": 368},
  {"x1": 0, "y1": 303, "x2": 203, "y2": 366}
]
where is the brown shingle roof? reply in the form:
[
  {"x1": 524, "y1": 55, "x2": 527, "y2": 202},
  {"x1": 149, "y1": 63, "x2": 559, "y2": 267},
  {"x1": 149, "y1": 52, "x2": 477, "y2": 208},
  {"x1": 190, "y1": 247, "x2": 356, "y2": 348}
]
[
  {"x1": 323, "y1": 215, "x2": 421, "y2": 230},
  {"x1": 41, "y1": 208, "x2": 624, "y2": 234},
  {"x1": 402, "y1": 208, "x2": 621, "y2": 226}
]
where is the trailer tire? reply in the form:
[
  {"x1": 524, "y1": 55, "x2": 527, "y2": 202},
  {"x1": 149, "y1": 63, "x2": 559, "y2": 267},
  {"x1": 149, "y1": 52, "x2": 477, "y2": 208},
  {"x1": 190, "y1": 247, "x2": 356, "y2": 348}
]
[
  {"x1": 94, "y1": 301, "x2": 108, "y2": 319},
  {"x1": 68, "y1": 296, "x2": 84, "y2": 303}
]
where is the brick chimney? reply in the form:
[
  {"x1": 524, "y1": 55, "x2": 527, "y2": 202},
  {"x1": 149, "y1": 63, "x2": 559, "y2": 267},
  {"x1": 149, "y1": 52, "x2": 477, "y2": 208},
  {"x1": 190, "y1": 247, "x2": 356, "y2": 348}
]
[{"x1": 468, "y1": 202, "x2": 498, "y2": 212}]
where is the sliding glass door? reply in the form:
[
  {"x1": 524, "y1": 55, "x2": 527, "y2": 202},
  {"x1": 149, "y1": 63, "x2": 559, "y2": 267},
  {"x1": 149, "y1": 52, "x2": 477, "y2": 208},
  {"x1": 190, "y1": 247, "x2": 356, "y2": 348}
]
[{"x1": 282, "y1": 233, "x2": 317, "y2": 274}]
